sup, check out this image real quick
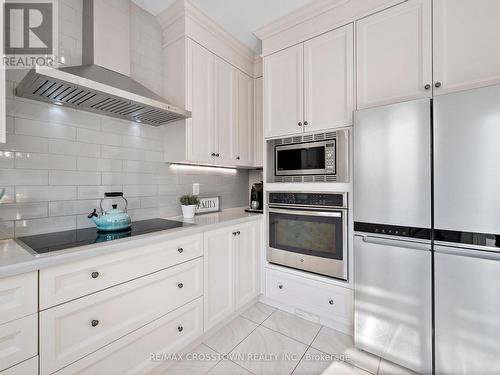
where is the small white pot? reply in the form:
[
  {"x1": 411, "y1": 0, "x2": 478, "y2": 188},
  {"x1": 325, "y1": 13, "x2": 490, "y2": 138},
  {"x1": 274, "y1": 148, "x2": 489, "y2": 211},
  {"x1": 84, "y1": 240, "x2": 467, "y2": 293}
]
[{"x1": 181, "y1": 204, "x2": 196, "y2": 219}]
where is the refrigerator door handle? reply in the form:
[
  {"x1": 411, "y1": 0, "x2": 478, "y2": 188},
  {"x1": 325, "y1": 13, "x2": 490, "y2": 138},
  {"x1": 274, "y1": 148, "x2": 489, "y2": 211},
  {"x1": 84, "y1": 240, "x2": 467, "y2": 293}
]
[
  {"x1": 434, "y1": 244, "x2": 500, "y2": 260},
  {"x1": 357, "y1": 234, "x2": 430, "y2": 251}
]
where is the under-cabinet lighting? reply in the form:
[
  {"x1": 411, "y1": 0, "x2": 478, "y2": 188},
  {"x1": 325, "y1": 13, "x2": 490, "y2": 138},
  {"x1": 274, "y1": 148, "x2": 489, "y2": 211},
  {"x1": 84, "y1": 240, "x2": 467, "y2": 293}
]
[
  {"x1": 169, "y1": 163, "x2": 238, "y2": 174},
  {"x1": 53, "y1": 101, "x2": 63, "y2": 106}
]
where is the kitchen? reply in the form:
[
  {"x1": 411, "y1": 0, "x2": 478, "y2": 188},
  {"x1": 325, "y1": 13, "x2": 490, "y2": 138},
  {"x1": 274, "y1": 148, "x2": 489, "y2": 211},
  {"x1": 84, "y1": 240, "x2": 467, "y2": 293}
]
[{"x1": 1, "y1": 0, "x2": 500, "y2": 374}]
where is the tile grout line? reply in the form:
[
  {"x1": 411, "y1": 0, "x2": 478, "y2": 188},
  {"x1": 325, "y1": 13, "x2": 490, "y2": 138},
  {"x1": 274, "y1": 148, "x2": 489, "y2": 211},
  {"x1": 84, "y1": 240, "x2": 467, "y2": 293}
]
[{"x1": 289, "y1": 324, "x2": 324, "y2": 375}]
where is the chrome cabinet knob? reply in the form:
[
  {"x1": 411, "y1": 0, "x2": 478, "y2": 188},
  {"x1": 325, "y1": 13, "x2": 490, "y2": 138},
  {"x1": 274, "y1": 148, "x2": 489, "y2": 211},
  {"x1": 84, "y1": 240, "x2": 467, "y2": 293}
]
[
  {"x1": 237, "y1": 231, "x2": 240, "y2": 235},
  {"x1": 298, "y1": 122, "x2": 302, "y2": 126},
  {"x1": 91, "y1": 319, "x2": 99, "y2": 327},
  {"x1": 91, "y1": 271, "x2": 99, "y2": 279},
  {"x1": 216, "y1": 153, "x2": 220, "y2": 157},
  {"x1": 177, "y1": 248, "x2": 184, "y2": 253},
  {"x1": 232, "y1": 231, "x2": 237, "y2": 236},
  {"x1": 177, "y1": 282, "x2": 183, "y2": 289},
  {"x1": 424, "y1": 84, "x2": 431, "y2": 90},
  {"x1": 236, "y1": 156, "x2": 240, "y2": 160},
  {"x1": 178, "y1": 326, "x2": 183, "y2": 332},
  {"x1": 435, "y1": 82, "x2": 442, "y2": 88},
  {"x1": 329, "y1": 299, "x2": 334, "y2": 305},
  {"x1": 211, "y1": 152, "x2": 216, "y2": 157},
  {"x1": 304, "y1": 121, "x2": 308, "y2": 126},
  {"x1": 278, "y1": 284, "x2": 283, "y2": 289}
]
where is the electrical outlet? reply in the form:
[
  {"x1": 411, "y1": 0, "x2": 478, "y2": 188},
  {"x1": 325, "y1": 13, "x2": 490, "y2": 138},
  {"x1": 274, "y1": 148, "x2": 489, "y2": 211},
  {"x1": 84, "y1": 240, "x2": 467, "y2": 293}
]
[{"x1": 193, "y1": 183, "x2": 200, "y2": 195}]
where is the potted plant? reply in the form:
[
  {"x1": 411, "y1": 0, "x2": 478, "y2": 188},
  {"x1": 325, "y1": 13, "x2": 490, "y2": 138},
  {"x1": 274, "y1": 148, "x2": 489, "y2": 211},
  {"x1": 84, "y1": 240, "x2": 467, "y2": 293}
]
[{"x1": 179, "y1": 194, "x2": 200, "y2": 219}]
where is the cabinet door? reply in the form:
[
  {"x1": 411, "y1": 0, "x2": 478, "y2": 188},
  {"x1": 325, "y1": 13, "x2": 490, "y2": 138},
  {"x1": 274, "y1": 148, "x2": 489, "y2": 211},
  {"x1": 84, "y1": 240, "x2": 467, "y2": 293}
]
[
  {"x1": 186, "y1": 39, "x2": 216, "y2": 163},
  {"x1": 433, "y1": 0, "x2": 500, "y2": 95},
  {"x1": 254, "y1": 77, "x2": 263, "y2": 167},
  {"x1": 356, "y1": 0, "x2": 432, "y2": 109},
  {"x1": 203, "y1": 227, "x2": 236, "y2": 331},
  {"x1": 235, "y1": 221, "x2": 260, "y2": 309},
  {"x1": 214, "y1": 56, "x2": 237, "y2": 165},
  {"x1": 263, "y1": 44, "x2": 304, "y2": 138},
  {"x1": 236, "y1": 71, "x2": 254, "y2": 166},
  {"x1": 304, "y1": 24, "x2": 354, "y2": 131}
]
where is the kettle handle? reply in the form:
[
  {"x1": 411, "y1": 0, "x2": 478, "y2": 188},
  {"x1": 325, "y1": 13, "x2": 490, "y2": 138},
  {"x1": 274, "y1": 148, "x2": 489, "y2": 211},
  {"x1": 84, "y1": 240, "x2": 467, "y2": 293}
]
[{"x1": 100, "y1": 192, "x2": 128, "y2": 214}]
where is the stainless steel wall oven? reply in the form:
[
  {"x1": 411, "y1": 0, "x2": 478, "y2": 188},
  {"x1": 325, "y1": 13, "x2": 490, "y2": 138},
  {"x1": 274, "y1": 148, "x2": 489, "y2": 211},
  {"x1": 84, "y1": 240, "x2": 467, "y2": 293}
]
[{"x1": 267, "y1": 192, "x2": 348, "y2": 280}]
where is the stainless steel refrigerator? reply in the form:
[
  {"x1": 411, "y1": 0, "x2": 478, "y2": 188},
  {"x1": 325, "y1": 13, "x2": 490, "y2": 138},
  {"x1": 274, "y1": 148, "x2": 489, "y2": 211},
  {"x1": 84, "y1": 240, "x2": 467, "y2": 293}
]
[
  {"x1": 434, "y1": 85, "x2": 500, "y2": 374},
  {"x1": 353, "y1": 99, "x2": 433, "y2": 374}
]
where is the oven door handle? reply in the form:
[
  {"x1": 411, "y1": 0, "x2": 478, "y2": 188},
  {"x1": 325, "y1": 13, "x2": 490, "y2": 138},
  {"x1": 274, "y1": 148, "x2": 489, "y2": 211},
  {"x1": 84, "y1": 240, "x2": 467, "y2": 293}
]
[{"x1": 268, "y1": 208, "x2": 342, "y2": 217}]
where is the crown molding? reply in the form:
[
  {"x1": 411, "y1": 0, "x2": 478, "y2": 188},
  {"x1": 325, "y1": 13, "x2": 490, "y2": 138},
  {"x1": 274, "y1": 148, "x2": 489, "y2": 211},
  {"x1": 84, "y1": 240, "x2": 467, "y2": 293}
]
[{"x1": 253, "y1": 0, "x2": 351, "y2": 40}]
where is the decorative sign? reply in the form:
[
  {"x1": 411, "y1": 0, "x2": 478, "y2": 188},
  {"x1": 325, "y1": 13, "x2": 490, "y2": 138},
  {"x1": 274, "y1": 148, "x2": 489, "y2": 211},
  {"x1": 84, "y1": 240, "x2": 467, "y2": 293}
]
[{"x1": 196, "y1": 196, "x2": 221, "y2": 215}]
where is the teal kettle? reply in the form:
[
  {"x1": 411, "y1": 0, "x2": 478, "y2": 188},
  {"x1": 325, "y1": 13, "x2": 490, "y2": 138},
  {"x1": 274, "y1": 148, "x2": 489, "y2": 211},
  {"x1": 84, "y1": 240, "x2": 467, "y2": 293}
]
[{"x1": 88, "y1": 192, "x2": 132, "y2": 232}]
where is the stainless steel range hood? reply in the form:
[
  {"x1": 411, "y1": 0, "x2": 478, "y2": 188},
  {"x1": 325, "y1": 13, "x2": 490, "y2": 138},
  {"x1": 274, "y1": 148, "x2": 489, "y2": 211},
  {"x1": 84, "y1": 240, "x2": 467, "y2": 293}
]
[{"x1": 15, "y1": 0, "x2": 190, "y2": 126}]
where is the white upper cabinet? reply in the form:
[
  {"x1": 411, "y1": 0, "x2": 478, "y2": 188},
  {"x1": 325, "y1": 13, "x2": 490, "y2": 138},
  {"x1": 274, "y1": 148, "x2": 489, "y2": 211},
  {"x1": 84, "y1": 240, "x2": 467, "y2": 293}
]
[
  {"x1": 214, "y1": 56, "x2": 238, "y2": 165},
  {"x1": 254, "y1": 77, "x2": 263, "y2": 167},
  {"x1": 356, "y1": 0, "x2": 432, "y2": 109},
  {"x1": 264, "y1": 44, "x2": 304, "y2": 138},
  {"x1": 433, "y1": 0, "x2": 500, "y2": 95},
  {"x1": 186, "y1": 39, "x2": 216, "y2": 163},
  {"x1": 304, "y1": 24, "x2": 354, "y2": 132},
  {"x1": 237, "y1": 72, "x2": 254, "y2": 166}
]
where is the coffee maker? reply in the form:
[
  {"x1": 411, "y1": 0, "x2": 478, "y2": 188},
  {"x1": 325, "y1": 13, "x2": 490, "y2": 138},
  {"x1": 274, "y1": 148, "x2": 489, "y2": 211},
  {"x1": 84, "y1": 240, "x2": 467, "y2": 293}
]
[{"x1": 245, "y1": 181, "x2": 263, "y2": 213}]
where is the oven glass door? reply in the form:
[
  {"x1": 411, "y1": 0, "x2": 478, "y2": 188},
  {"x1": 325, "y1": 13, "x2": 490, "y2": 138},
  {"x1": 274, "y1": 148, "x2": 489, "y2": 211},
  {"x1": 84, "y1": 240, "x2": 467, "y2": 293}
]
[
  {"x1": 268, "y1": 208, "x2": 344, "y2": 260},
  {"x1": 275, "y1": 143, "x2": 326, "y2": 175}
]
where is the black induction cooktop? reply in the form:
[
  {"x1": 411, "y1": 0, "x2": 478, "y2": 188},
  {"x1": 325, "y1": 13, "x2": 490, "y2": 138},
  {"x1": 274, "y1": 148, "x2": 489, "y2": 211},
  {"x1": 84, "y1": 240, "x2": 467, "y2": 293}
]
[{"x1": 17, "y1": 218, "x2": 193, "y2": 255}]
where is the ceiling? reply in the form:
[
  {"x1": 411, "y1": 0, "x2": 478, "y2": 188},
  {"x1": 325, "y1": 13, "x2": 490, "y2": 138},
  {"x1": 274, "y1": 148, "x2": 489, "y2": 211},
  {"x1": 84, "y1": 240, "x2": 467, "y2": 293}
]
[{"x1": 131, "y1": 0, "x2": 313, "y2": 52}]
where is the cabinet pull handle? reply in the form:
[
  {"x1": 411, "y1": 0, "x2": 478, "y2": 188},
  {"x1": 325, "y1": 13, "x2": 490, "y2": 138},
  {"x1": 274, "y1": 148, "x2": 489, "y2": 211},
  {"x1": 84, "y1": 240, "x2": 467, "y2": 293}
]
[
  {"x1": 278, "y1": 284, "x2": 283, "y2": 289},
  {"x1": 329, "y1": 299, "x2": 334, "y2": 305},
  {"x1": 177, "y1": 247, "x2": 184, "y2": 253},
  {"x1": 91, "y1": 319, "x2": 99, "y2": 327},
  {"x1": 237, "y1": 231, "x2": 241, "y2": 235},
  {"x1": 177, "y1": 282, "x2": 184, "y2": 289},
  {"x1": 91, "y1": 271, "x2": 99, "y2": 279},
  {"x1": 298, "y1": 122, "x2": 302, "y2": 126},
  {"x1": 216, "y1": 153, "x2": 220, "y2": 157},
  {"x1": 304, "y1": 121, "x2": 308, "y2": 126},
  {"x1": 424, "y1": 84, "x2": 431, "y2": 90},
  {"x1": 236, "y1": 156, "x2": 240, "y2": 160},
  {"x1": 435, "y1": 82, "x2": 442, "y2": 88},
  {"x1": 232, "y1": 231, "x2": 237, "y2": 236},
  {"x1": 178, "y1": 326, "x2": 183, "y2": 332},
  {"x1": 211, "y1": 153, "x2": 216, "y2": 157}
]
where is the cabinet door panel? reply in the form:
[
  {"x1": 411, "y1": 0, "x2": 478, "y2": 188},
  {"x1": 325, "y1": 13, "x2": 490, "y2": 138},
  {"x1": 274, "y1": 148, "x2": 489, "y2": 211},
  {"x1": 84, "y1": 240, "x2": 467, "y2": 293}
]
[
  {"x1": 214, "y1": 57, "x2": 237, "y2": 165},
  {"x1": 433, "y1": 0, "x2": 500, "y2": 95},
  {"x1": 237, "y1": 72, "x2": 254, "y2": 166},
  {"x1": 204, "y1": 227, "x2": 235, "y2": 331},
  {"x1": 254, "y1": 77, "x2": 263, "y2": 167},
  {"x1": 304, "y1": 24, "x2": 354, "y2": 131},
  {"x1": 186, "y1": 39, "x2": 216, "y2": 163},
  {"x1": 356, "y1": 0, "x2": 432, "y2": 109},
  {"x1": 264, "y1": 44, "x2": 304, "y2": 138},
  {"x1": 236, "y1": 221, "x2": 260, "y2": 308}
]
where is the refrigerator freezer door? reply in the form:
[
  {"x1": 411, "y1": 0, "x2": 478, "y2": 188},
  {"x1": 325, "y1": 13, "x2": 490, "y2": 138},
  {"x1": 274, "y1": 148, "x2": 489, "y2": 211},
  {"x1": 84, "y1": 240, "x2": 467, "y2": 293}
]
[
  {"x1": 435, "y1": 245, "x2": 500, "y2": 374},
  {"x1": 354, "y1": 99, "x2": 431, "y2": 228},
  {"x1": 354, "y1": 235, "x2": 432, "y2": 374},
  {"x1": 434, "y1": 84, "x2": 500, "y2": 234}
]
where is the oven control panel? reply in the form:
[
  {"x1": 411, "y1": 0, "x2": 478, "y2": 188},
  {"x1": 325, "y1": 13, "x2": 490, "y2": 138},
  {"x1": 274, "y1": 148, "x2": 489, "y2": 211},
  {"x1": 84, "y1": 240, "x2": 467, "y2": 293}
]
[{"x1": 268, "y1": 192, "x2": 345, "y2": 208}]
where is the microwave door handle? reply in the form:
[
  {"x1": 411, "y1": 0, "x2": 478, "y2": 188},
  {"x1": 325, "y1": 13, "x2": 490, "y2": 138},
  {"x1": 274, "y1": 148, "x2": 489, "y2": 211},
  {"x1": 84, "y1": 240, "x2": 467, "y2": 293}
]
[{"x1": 269, "y1": 208, "x2": 342, "y2": 217}]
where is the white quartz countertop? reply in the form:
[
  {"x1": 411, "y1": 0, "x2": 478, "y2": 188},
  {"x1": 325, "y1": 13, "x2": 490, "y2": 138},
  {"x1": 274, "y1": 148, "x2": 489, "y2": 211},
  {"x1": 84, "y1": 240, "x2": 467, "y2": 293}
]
[{"x1": 0, "y1": 207, "x2": 262, "y2": 279}]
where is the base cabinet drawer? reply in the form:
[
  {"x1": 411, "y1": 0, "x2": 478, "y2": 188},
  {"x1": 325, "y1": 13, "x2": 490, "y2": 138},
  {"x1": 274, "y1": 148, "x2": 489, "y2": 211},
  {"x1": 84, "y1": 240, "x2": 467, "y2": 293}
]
[
  {"x1": 266, "y1": 268, "x2": 352, "y2": 325},
  {"x1": 0, "y1": 315, "x2": 38, "y2": 372},
  {"x1": 0, "y1": 357, "x2": 38, "y2": 375},
  {"x1": 0, "y1": 272, "x2": 37, "y2": 325},
  {"x1": 40, "y1": 258, "x2": 203, "y2": 375},
  {"x1": 40, "y1": 233, "x2": 203, "y2": 309},
  {"x1": 55, "y1": 298, "x2": 204, "y2": 375}
]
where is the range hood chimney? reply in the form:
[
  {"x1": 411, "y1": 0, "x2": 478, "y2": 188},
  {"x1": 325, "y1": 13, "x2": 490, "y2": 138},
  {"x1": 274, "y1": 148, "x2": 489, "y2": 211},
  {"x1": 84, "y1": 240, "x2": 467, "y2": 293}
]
[{"x1": 15, "y1": 0, "x2": 190, "y2": 126}]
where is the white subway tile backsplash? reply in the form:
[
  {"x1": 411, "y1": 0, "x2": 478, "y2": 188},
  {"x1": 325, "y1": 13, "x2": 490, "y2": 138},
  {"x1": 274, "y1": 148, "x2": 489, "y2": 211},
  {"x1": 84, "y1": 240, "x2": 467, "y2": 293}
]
[
  {"x1": 49, "y1": 139, "x2": 100, "y2": 157},
  {"x1": 1, "y1": 169, "x2": 48, "y2": 185},
  {"x1": 14, "y1": 152, "x2": 77, "y2": 170},
  {"x1": 15, "y1": 186, "x2": 77, "y2": 203},
  {"x1": 123, "y1": 185, "x2": 158, "y2": 197},
  {"x1": 101, "y1": 117, "x2": 141, "y2": 136},
  {"x1": 77, "y1": 128, "x2": 122, "y2": 146},
  {"x1": 0, "y1": 222, "x2": 14, "y2": 240},
  {"x1": 0, "y1": 202, "x2": 48, "y2": 221},
  {"x1": 122, "y1": 135, "x2": 162, "y2": 151},
  {"x1": 0, "y1": 187, "x2": 15, "y2": 204},
  {"x1": 77, "y1": 185, "x2": 122, "y2": 200},
  {"x1": 49, "y1": 199, "x2": 100, "y2": 216},
  {"x1": 0, "y1": 134, "x2": 49, "y2": 153},
  {"x1": 5, "y1": 116, "x2": 14, "y2": 134},
  {"x1": 101, "y1": 172, "x2": 153, "y2": 185},
  {"x1": 15, "y1": 216, "x2": 76, "y2": 237},
  {"x1": 49, "y1": 170, "x2": 101, "y2": 185},
  {"x1": 77, "y1": 157, "x2": 122, "y2": 172},
  {"x1": 15, "y1": 117, "x2": 77, "y2": 140},
  {"x1": 0, "y1": 151, "x2": 15, "y2": 168},
  {"x1": 122, "y1": 160, "x2": 154, "y2": 173}
]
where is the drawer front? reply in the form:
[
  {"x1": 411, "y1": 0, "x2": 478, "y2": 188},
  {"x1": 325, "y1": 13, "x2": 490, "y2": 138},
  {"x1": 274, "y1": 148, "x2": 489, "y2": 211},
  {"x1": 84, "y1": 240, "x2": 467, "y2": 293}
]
[
  {"x1": 40, "y1": 233, "x2": 203, "y2": 309},
  {"x1": 55, "y1": 297, "x2": 204, "y2": 375},
  {"x1": 0, "y1": 357, "x2": 38, "y2": 375},
  {"x1": 40, "y1": 258, "x2": 203, "y2": 375},
  {"x1": 266, "y1": 269, "x2": 352, "y2": 324},
  {"x1": 0, "y1": 315, "x2": 38, "y2": 371},
  {"x1": 0, "y1": 272, "x2": 37, "y2": 325}
]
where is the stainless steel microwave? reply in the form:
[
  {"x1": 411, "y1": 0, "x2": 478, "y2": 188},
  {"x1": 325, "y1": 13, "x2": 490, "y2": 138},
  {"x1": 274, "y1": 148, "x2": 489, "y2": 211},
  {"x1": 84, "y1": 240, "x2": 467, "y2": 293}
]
[{"x1": 274, "y1": 129, "x2": 349, "y2": 182}]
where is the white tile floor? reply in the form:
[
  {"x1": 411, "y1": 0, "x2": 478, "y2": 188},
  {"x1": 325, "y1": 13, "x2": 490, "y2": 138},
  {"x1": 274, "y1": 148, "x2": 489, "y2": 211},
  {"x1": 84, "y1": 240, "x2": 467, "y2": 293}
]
[{"x1": 164, "y1": 302, "x2": 419, "y2": 375}]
